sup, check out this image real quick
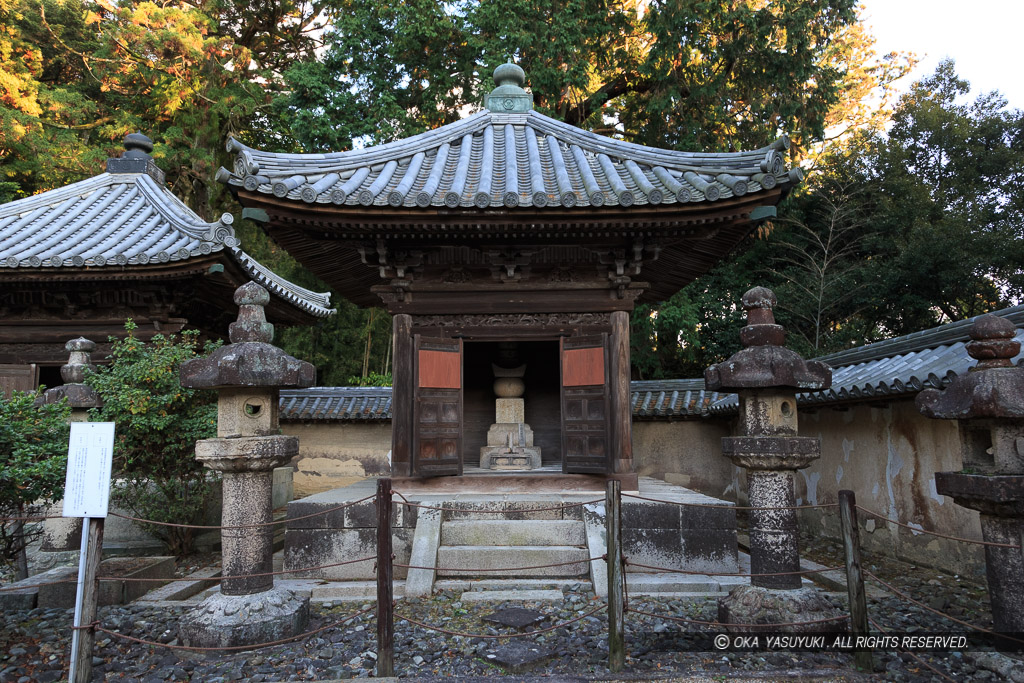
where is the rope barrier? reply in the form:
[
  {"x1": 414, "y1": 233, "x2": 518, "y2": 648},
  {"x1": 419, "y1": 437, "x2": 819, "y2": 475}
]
[
  {"x1": 867, "y1": 615, "x2": 957, "y2": 683},
  {"x1": 391, "y1": 490, "x2": 603, "y2": 514},
  {"x1": 864, "y1": 571, "x2": 1024, "y2": 645},
  {"x1": 108, "y1": 494, "x2": 375, "y2": 530},
  {"x1": 94, "y1": 607, "x2": 373, "y2": 652},
  {"x1": 625, "y1": 605, "x2": 850, "y2": 628},
  {"x1": 396, "y1": 555, "x2": 607, "y2": 573},
  {"x1": 395, "y1": 605, "x2": 605, "y2": 639},
  {"x1": 623, "y1": 558, "x2": 844, "y2": 578},
  {"x1": 0, "y1": 514, "x2": 64, "y2": 523},
  {"x1": 855, "y1": 506, "x2": 1022, "y2": 549},
  {"x1": 96, "y1": 555, "x2": 375, "y2": 583},
  {"x1": 621, "y1": 492, "x2": 838, "y2": 511}
]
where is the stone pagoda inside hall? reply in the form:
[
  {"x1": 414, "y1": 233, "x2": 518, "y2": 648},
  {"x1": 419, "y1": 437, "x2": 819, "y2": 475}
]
[{"x1": 218, "y1": 61, "x2": 800, "y2": 484}]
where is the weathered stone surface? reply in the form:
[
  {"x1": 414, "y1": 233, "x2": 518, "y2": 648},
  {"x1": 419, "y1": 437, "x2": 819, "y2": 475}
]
[
  {"x1": 485, "y1": 641, "x2": 555, "y2": 673},
  {"x1": 181, "y1": 343, "x2": 315, "y2": 389},
  {"x1": 483, "y1": 607, "x2": 547, "y2": 628},
  {"x1": 441, "y1": 519, "x2": 585, "y2": 546},
  {"x1": 35, "y1": 337, "x2": 100, "y2": 408},
  {"x1": 195, "y1": 434, "x2": 298, "y2": 472},
  {"x1": 35, "y1": 557, "x2": 175, "y2": 608},
  {"x1": 284, "y1": 527, "x2": 413, "y2": 580},
  {"x1": 934, "y1": 472, "x2": 1024, "y2": 516},
  {"x1": 705, "y1": 288, "x2": 831, "y2": 392},
  {"x1": 436, "y1": 545, "x2": 589, "y2": 577},
  {"x1": 718, "y1": 585, "x2": 843, "y2": 633},
  {"x1": 405, "y1": 507, "x2": 441, "y2": 598},
  {"x1": 495, "y1": 398, "x2": 525, "y2": 423},
  {"x1": 178, "y1": 587, "x2": 310, "y2": 649}
]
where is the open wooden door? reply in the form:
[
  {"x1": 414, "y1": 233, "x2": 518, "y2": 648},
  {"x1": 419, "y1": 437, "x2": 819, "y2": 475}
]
[
  {"x1": 560, "y1": 335, "x2": 611, "y2": 474},
  {"x1": 412, "y1": 336, "x2": 463, "y2": 477},
  {"x1": 0, "y1": 364, "x2": 37, "y2": 398}
]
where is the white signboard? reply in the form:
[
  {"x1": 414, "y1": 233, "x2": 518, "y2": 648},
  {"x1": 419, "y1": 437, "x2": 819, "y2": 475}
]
[{"x1": 62, "y1": 422, "x2": 115, "y2": 518}]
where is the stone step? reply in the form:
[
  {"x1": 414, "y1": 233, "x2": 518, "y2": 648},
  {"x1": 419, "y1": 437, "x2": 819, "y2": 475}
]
[
  {"x1": 625, "y1": 574, "x2": 721, "y2": 593},
  {"x1": 441, "y1": 519, "x2": 586, "y2": 547},
  {"x1": 308, "y1": 580, "x2": 407, "y2": 603},
  {"x1": 435, "y1": 578, "x2": 593, "y2": 593},
  {"x1": 437, "y1": 545, "x2": 591, "y2": 577},
  {"x1": 460, "y1": 589, "x2": 565, "y2": 602}
]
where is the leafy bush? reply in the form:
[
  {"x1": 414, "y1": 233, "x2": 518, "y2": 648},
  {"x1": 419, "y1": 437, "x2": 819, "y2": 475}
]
[
  {"x1": 0, "y1": 390, "x2": 70, "y2": 572},
  {"x1": 86, "y1": 321, "x2": 220, "y2": 556},
  {"x1": 346, "y1": 372, "x2": 392, "y2": 387}
]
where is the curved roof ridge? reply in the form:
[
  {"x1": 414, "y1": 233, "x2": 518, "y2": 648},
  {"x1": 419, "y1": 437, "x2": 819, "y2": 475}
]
[
  {"x1": 220, "y1": 109, "x2": 797, "y2": 210},
  {"x1": 524, "y1": 110, "x2": 788, "y2": 173},
  {"x1": 228, "y1": 247, "x2": 334, "y2": 317},
  {"x1": 226, "y1": 111, "x2": 492, "y2": 176}
]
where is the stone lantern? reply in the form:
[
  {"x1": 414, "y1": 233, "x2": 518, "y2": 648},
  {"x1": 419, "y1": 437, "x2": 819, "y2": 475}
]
[
  {"x1": 33, "y1": 338, "x2": 102, "y2": 571},
  {"x1": 177, "y1": 282, "x2": 315, "y2": 648},
  {"x1": 705, "y1": 287, "x2": 841, "y2": 629},
  {"x1": 917, "y1": 314, "x2": 1024, "y2": 635}
]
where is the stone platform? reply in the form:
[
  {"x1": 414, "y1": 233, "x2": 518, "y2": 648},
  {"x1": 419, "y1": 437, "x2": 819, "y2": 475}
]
[{"x1": 281, "y1": 476, "x2": 738, "y2": 598}]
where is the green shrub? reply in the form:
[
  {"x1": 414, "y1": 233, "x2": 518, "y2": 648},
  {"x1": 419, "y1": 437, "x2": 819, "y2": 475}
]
[
  {"x1": 0, "y1": 389, "x2": 70, "y2": 571},
  {"x1": 86, "y1": 321, "x2": 220, "y2": 556}
]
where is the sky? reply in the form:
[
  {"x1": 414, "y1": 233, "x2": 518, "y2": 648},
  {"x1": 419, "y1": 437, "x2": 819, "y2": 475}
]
[{"x1": 860, "y1": 0, "x2": 1024, "y2": 109}]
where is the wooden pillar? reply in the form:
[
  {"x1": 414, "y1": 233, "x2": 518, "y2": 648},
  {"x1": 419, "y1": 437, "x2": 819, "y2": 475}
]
[
  {"x1": 391, "y1": 314, "x2": 413, "y2": 478},
  {"x1": 609, "y1": 311, "x2": 633, "y2": 474},
  {"x1": 376, "y1": 478, "x2": 394, "y2": 676}
]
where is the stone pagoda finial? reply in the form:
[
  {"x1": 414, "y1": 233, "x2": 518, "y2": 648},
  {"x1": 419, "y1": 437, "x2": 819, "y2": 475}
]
[
  {"x1": 229, "y1": 281, "x2": 275, "y2": 343},
  {"x1": 706, "y1": 287, "x2": 831, "y2": 392},
  {"x1": 917, "y1": 314, "x2": 1024, "y2": 421},
  {"x1": 36, "y1": 337, "x2": 100, "y2": 416},
  {"x1": 486, "y1": 60, "x2": 533, "y2": 113}
]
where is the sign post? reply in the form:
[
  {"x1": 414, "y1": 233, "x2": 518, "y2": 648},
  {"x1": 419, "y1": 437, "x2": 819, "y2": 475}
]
[{"x1": 63, "y1": 422, "x2": 114, "y2": 683}]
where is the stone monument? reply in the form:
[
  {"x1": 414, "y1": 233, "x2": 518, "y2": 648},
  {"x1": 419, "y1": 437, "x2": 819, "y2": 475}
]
[
  {"x1": 32, "y1": 338, "x2": 102, "y2": 573},
  {"x1": 917, "y1": 314, "x2": 1024, "y2": 638},
  {"x1": 178, "y1": 282, "x2": 314, "y2": 648},
  {"x1": 480, "y1": 343, "x2": 542, "y2": 470},
  {"x1": 705, "y1": 286, "x2": 842, "y2": 631}
]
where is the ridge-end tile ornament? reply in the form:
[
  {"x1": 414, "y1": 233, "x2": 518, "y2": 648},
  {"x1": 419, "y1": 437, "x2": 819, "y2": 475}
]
[
  {"x1": 918, "y1": 313, "x2": 1024, "y2": 636},
  {"x1": 706, "y1": 287, "x2": 842, "y2": 631},
  {"x1": 177, "y1": 282, "x2": 315, "y2": 649}
]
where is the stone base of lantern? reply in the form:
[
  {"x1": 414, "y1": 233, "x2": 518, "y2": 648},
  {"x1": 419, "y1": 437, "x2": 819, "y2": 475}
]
[
  {"x1": 179, "y1": 587, "x2": 310, "y2": 649},
  {"x1": 718, "y1": 585, "x2": 843, "y2": 634}
]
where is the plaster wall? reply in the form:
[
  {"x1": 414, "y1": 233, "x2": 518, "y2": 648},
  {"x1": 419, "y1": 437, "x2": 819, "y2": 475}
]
[
  {"x1": 631, "y1": 420, "x2": 734, "y2": 497},
  {"x1": 281, "y1": 422, "x2": 392, "y2": 497},
  {"x1": 793, "y1": 401, "x2": 984, "y2": 574}
]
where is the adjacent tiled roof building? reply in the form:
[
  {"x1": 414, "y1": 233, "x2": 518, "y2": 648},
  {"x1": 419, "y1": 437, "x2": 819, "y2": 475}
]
[{"x1": 0, "y1": 134, "x2": 333, "y2": 319}]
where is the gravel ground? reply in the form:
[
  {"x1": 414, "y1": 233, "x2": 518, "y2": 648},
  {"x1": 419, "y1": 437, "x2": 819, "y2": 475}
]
[{"x1": 2, "y1": 531, "x2": 1021, "y2": 681}]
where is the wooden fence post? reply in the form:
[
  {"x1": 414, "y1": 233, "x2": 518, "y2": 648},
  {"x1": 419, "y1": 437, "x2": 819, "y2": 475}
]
[
  {"x1": 70, "y1": 517, "x2": 104, "y2": 683},
  {"x1": 606, "y1": 479, "x2": 625, "y2": 672},
  {"x1": 376, "y1": 478, "x2": 394, "y2": 677},
  {"x1": 838, "y1": 490, "x2": 871, "y2": 672}
]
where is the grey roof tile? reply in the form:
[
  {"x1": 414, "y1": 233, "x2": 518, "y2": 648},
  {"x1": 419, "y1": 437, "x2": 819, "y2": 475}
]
[
  {"x1": 0, "y1": 170, "x2": 334, "y2": 318},
  {"x1": 221, "y1": 110, "x2": 795, "y2": 210}
]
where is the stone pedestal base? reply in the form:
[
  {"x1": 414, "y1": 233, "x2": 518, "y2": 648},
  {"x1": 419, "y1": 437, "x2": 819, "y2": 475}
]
[
  {"x1": 718, "y1": 585, "x2": 842, "y2": 633},
  {"x1": 480, "y1": 446, "x2": 542, "y2": 470},
  {"x1": 179, "y1": 587, "x2": 310, "y2": 649},
  {"x1": 480, "y1": 421, "x2": 541, "y2": 469}
]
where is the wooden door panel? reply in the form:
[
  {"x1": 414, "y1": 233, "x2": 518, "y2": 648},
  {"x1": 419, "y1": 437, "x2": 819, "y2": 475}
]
[
  {"x1": 413, "y1": 337, "x2": 463, "y2": 477},
  {"x1": 560, "y1": 336, "x2": 610, "y2": 474}
]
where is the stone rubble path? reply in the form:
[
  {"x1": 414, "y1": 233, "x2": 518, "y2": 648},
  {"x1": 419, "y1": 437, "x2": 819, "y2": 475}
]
[{"x1": 2, "y1": 538, "x2": 1022, "y2": 682}]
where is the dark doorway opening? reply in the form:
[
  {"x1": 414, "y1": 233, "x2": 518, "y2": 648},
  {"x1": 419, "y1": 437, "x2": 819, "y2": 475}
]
[{"x1": 462, "y1": 340, "x2": 561, "y2": 468}]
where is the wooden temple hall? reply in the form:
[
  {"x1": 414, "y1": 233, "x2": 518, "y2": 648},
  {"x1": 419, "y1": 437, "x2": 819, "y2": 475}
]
[{"x1": 222, "y1": 63, "x2": 799, "y2": 486}]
